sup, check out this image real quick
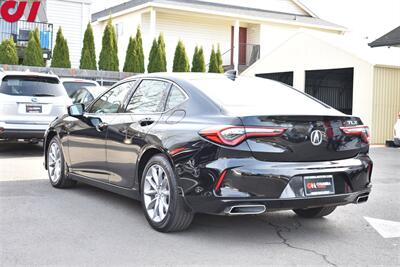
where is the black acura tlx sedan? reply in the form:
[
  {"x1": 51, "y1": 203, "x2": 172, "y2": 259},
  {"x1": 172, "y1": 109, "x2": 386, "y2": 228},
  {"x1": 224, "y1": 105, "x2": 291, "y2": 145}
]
[{"x1": 44, "y1": 73, "x2": 372, "y2": 232}]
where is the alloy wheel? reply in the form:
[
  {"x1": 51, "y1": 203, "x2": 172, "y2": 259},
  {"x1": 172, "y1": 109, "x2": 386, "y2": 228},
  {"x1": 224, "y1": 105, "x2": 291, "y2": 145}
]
[
  {"x1": 48, "y1": 142, "x2": 62, "y2": 183},
  {"x1": 143, "y1": 164, "x2": 171, "y2": 223}
]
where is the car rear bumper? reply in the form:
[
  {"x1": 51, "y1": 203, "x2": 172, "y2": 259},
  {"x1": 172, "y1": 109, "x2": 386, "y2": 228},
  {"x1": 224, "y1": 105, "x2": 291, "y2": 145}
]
[
  {"x1": 0, "y1": 121, "x2": 50, "y2": 140},
  {"x1": 0, "y1": 129, "x2": 46, "y2": 139},
  {"x1": 177, "y1": 153, "x2": 372, "y2": 215},
  {"x1": 184, "y1": 188, "x2": 371, "y2": 215}
]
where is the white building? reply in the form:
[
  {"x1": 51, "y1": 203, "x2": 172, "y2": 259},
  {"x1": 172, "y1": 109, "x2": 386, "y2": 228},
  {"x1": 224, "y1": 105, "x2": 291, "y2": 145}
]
[
  {"x1": 46, "y1": 0, "x2": 92, "y2": 67},
  {"x1": 91, "y1": 0, "x2": 345, "y2": 73},
  {"x1": 243, "y1": 30, "x2": 400, "y2": 144}
]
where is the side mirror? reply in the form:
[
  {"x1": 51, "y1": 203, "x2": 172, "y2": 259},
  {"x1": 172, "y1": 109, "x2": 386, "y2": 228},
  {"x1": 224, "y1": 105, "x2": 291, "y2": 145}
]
[{"x1": 68, "y1": 103, "x2": 85, "y2": 117}]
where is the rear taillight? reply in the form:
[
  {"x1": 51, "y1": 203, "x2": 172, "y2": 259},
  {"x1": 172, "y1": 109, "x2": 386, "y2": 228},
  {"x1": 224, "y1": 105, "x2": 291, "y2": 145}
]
[
  {"x1": 199, "y1": 126, "x2": 287, "y2": 146},
  {"x1": 340, "y1": 125, "x2": 370, "y2": 143}
]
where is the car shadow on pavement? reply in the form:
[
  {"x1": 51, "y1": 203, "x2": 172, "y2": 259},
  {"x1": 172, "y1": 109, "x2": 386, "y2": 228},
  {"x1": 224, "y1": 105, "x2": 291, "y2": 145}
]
[
  {"x1": 1, "y1": 178, "x2": 338, "y2": 240},
  {"x1": 0, "y1": 178, "x2": 373, "y2": 266}
]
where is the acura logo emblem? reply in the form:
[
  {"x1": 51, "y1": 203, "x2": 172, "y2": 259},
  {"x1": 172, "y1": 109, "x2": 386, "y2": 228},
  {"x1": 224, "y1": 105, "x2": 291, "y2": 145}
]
[{"x1": 310, "y1": 130, "x2": 323, "y2": 146}]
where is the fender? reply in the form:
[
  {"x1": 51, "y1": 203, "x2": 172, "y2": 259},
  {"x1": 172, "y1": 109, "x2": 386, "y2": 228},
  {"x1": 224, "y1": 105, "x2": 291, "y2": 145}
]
[
  {"x1": 43, "y1": 127, "x2": 70, "y2": 170},
  {"x1": 135, "y1": 144, "x2": 175, "y2": 186}
]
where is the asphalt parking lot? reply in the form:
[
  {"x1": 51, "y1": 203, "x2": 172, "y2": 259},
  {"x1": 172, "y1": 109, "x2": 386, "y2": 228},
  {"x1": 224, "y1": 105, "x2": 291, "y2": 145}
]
[{"x1": 0, "y1": 143, "x2": 399, "y2": 266}]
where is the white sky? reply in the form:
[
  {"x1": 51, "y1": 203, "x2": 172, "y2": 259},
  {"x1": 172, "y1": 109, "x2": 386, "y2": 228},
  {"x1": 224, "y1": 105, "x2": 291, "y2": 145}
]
[{"x1": 91, "y1": 0, "x2": 400, "y2": 40}]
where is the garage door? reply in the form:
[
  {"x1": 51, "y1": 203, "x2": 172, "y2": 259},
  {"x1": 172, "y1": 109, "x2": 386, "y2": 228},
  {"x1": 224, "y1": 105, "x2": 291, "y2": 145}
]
[{"x1": 305, "y1": 68, "x2": 354, "y2": 115}]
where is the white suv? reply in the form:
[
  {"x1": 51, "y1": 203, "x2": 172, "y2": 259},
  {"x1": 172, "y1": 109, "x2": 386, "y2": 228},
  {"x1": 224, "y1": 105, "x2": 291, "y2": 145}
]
[{"x1": 0, "y1": 71, "x2": 71, "y2": 141}]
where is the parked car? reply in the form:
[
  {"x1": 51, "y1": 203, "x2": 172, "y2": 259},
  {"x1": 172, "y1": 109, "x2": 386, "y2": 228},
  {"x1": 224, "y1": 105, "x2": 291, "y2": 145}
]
[
  {"x1": 60, "y1": 78, "x2": 100, "y2": 98},
  {"x1": 70, "y1": 86, "x2": 107, "y2": 105},
  {"x1": 394, "y1": 112, "x2": 400, "y2": 146},
  {"x1": 44, "y1": 73, "x2": 372, "y2": 232},
  {"x1": 0, "y1": 71, "x2": 71, "y2": 142}
]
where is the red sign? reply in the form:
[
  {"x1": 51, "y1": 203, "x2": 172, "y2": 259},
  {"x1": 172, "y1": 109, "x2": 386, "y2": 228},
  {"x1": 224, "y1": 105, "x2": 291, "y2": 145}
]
[{"x1": 1, "y1": 1, "x2": 41, "y2": 23}]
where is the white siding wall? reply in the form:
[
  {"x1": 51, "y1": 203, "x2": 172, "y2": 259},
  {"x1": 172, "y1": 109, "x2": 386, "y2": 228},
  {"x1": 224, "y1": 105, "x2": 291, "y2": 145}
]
[
  {"x1": 198, "y1": 0, "x2": 308, "y2": 15},
  {"x1": 113, "y1": 12, "x2": 142, "y2": 71},
  {"x1": 93, "y1": 11, "x2": 146, "y2": 72},
  {"x1": 91, "y1": 7, "x2": 335, "y2": 73},
  {"x1": 46, "y1": 0, "x2": 91, "y2": 68},
  {"x1": 145, "y1": 11, "x2": 233, "y2": 72}
]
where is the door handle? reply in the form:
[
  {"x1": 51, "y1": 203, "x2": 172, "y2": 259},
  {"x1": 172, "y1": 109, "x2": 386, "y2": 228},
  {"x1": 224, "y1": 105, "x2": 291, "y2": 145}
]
[
  {"x1": 139, "y1": 118, "x2": 155, "y2": 127},
  {"x1": 96, "y1": 122, "x2": 108, "y2": 132}
]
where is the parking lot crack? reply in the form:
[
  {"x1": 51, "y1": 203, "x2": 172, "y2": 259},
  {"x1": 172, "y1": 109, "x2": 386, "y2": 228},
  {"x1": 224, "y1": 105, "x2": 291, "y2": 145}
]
[{"x1": 265, "y1": 220, "x2": 338, "y2": 267}]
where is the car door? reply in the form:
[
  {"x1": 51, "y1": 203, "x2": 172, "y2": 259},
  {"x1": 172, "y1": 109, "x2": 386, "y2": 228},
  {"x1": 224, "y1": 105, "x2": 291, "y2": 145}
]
[
  {"x1": 67, "y1": 82, "x2": 132, "y2": 182},
  {"x1": 106, "y1": 79, "x2": 172, "y2": 188}
]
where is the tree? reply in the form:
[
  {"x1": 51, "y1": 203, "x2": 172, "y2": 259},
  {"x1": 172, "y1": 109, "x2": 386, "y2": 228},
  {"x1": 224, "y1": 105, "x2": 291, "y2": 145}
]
[
  {"x1": 123, "y1": 36, "x2": 137, "y2": 72},
  {"x1": 0, "y1": 38, "x2": 18, "y2": 65},
  {"x1": 32, "y1": 28, "x2": 40, "y2": 46},
  {"x1": 191, "y1": 46, "x2": 206, "y2": 72},
  {"x1": 51, "y1": 27, "x2": 71, "y2": 68},
  {"x1": 216, "y1": 45, "x2": 224, "y2": 73},
  {"x1": 123, "y1": 27, "x2": 145, "y2": 73},
  {"x1": 157, "y1": 33, "x2": 167, "y2": 72},
  {"x1": 98, "y1": 18, "x2": 119, "y2": 71},
  {"x1": 208, "y1": 46, "x2": 219, "y2": 73},
  {"x1": 134, "y1": 27, "x2": 145, "y2": 73},
  {"x1": 172, "y1": 40, "x2": 190, "y2": 72},
  {"x1": 147, "y1": 38, "x2": 159, "y2": 73},
  {"x1": 147, "y1": 33, "x2": 167, "y2": 73},
  {"x1": 80, "y1": 23, "x2": 96, "y2": 70},
  {"x1": 23, "y1": 29, "x2": 44, "y2": 67}
]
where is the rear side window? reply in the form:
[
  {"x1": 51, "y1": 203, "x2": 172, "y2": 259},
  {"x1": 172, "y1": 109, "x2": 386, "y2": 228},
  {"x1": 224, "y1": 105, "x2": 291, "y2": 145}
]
[
  {"x1": 126, "y1": 80, "x2": 171, "y2": 114},
  {"x1": 166, "y1": 85, "x2": 187, "y2": 110},
  {"x1": 63, "y1": 81, "x2": 97, "y2": 97},
  {"x1": 0, "y1": 76, "x2": 65, "y2": 97}
]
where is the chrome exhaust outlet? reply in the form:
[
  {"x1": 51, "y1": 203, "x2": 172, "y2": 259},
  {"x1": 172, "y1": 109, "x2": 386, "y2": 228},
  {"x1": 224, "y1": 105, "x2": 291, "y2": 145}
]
[
  {"x1": 226, "y1": 205, "x2": 266, "y2": 215},
  {"x1": 355, "y1": 195, "x2": 369, "y2": 204}
]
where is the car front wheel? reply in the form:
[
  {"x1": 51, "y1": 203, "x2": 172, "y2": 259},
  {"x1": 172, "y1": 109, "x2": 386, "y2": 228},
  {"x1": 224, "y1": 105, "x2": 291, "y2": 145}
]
[
  {"x1": 47, "y1": 136, "x2": 76, "y2": 188},
  {"x1": 140, "y1": 154, "x2": 194, "y2": 232}
]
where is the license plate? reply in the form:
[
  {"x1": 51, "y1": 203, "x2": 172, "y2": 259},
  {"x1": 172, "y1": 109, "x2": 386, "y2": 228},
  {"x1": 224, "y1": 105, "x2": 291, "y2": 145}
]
[
  {"x1": 26, "y1": 105, "x2": 42, "y2": 113},
  {"x1": 304, "y1": 175, "x2": 335, "y2": 196}
]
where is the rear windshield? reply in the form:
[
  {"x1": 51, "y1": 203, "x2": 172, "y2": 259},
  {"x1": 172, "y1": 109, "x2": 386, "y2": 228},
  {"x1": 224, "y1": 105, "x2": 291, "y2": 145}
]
[
  {"x1": 190, "y1": 77, "x2": 337, "y2": 116},
  {"x1": 63, "y1": 81, "x2": 97, "y2": 97},
  {"x1": 0, "y1": 76, "x2": 65, "y2": 97}
]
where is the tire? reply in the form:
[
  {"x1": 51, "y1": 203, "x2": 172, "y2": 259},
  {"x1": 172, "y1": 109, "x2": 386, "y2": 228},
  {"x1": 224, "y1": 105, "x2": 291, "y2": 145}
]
[
  {"x1": 293, "y1": 206, "x2": 336, "y2": 218},
  {"x1": 47, "y1": 136, "x2": 77, "y2": 188},
  {"x1": 140, "y1": 154, "x2": 194, "y2": 232}
]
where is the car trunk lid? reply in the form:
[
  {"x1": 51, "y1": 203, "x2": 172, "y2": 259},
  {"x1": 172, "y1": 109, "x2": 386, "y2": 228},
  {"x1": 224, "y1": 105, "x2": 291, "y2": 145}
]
[{"x1": 241, "y1": 115, "x2": 369, "y2": 162}]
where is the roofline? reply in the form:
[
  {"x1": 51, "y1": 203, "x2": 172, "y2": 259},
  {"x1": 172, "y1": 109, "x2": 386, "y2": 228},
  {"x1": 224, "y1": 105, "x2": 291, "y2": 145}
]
[
  {"x1": 291, "y1": 0, "x2": 318, "y2": 18},
  {"x1": 368, "y1": 41, "x2": 400, "y2": 48},
  {"x1": 92, "y1": 2, "x2": 346, "y2": 32},
  {"x1": 242, "y1": 31, "x2": 400, "y2": 76},
  {"x1": 368, "y1": 26, "x2": 400, "y2": 48},
  {"x1": 92, "y1": 0, "x2": 312, "y2": 21}
]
